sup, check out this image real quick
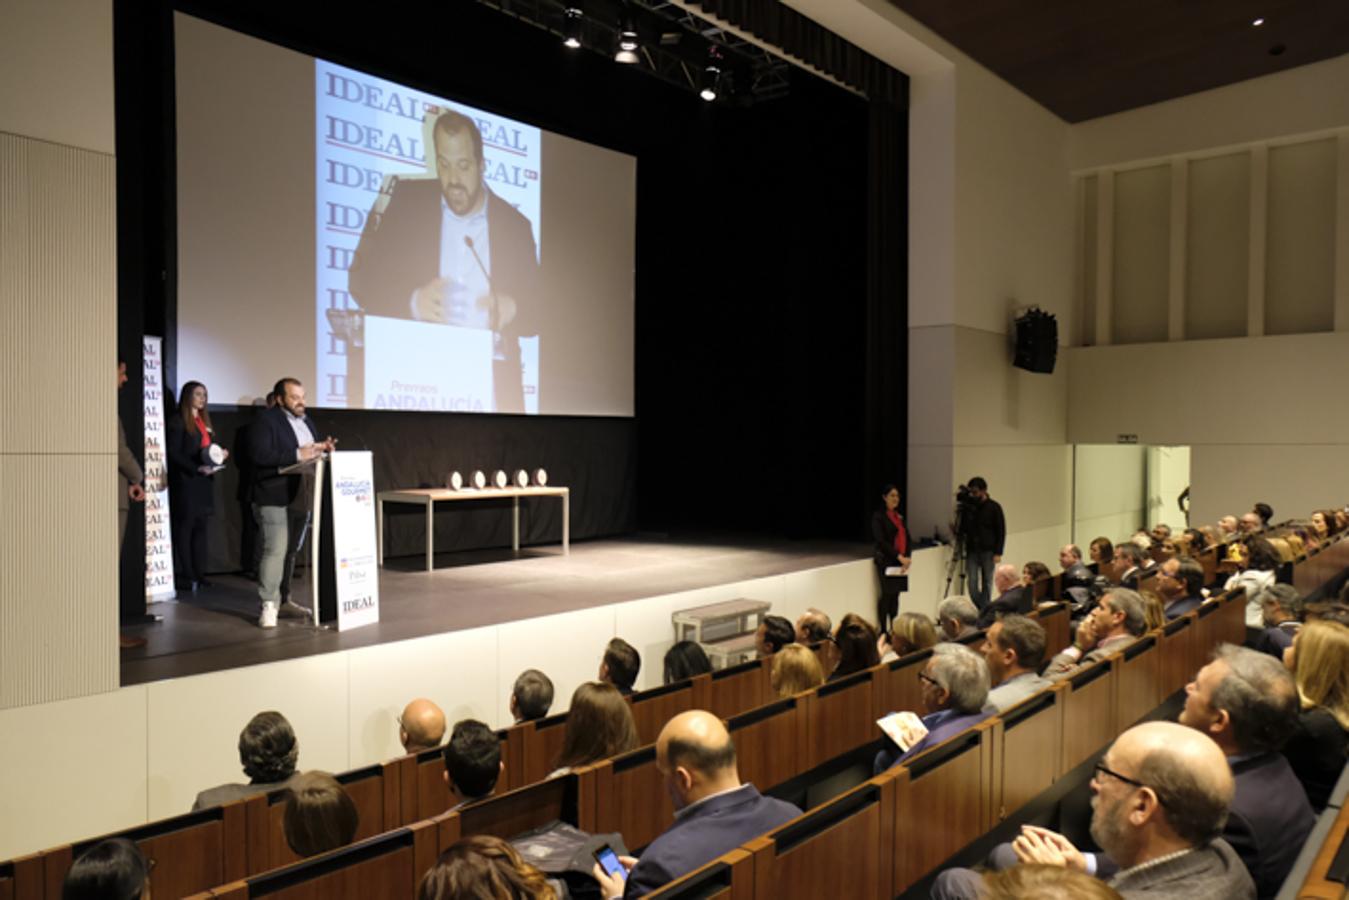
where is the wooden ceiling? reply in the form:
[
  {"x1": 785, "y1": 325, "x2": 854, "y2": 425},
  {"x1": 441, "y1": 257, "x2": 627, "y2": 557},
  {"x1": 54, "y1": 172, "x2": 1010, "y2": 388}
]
[{"x1": 886, "y1": 0, "x2": 1349, "y2": 122}]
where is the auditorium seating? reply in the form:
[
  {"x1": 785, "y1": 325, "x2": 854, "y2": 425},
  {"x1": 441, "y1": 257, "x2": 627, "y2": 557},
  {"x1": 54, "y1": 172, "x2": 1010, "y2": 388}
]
[{"x1": 14, "y1": 517, "x2": 1347, "y2": 900}]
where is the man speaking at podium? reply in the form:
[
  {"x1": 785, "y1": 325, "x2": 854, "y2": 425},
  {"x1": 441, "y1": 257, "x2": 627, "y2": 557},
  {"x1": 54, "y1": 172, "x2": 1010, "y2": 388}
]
[
  {"x1": 348, "y1": 109, "x2": 540, "y2": 413},
  {"x1": 250, "y1": 378, "x2": 334, "y2": 628}
]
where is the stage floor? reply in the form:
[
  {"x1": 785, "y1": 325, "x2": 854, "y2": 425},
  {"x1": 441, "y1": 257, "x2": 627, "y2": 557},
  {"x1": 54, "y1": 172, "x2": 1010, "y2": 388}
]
[{"x1": 119, "y1": 535, "x2": 869, "y2": 686}]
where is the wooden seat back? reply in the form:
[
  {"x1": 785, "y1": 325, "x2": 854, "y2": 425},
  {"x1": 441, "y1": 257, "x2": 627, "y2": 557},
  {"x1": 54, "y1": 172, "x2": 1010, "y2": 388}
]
[
  {"x1": 189, "y1": 820, "x2": 436, "y2": 899},
  {"x1": 728, "y1": 697, "x2": 809, "y2": 794},
  {"x1": 875, "y1": 649, "x2": 932, "y2": 726},
  {"x1": 1158, "y1": 613, "x2": 1197, "y2": 698},
  {"x1": 43, "y1": 801, "x2": 248, "y2": 900},
  {"x1": 744, "y1": 775, "x2": 896, "y2": 900},
  {"x1": 1113, "y1": 634, "x2": 1161, "y2": 732},
  {"x1": 992, "y1": 686, "x2": 1063, "y2": 821},
  {"x1": 1060, "y1": 657, "x2": 1116, "y2": 775},
  {"x1": 629, "y1": 678, "x2": 704, "y2": 746},
  {"x1": 804, "y1": 669, "x2": 879, "y2": 770},
  {"x1": 434, "y1": 769, "x2": 595, "y2": 849},
  {"x1": 706, "y1": 658, "x2": 770, "y2": 721},
  {"x1": 519, "y1": 711, "x2": 570, "y2": 786},
  {"x1": 643, "y1": 849, "x2": 754, "y2": 900},
  {"x1": 1033, "y1": 603, "x2": 1071, "y2": 657},
  {"x1": 590, "y1": 744, "x2": 672, "y2": 854},
  {"x1": 891, "y1": 721, "x2": 995, "y2": 893}
]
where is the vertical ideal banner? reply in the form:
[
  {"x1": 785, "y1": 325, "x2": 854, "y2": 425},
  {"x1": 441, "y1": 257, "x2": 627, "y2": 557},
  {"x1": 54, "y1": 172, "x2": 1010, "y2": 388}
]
[
  {"x1": 143, "y1": 337, "x2": 176, "y2": 602},
  {"x1": 328, "y1": 451, "x2": 380, "y2": 630}
]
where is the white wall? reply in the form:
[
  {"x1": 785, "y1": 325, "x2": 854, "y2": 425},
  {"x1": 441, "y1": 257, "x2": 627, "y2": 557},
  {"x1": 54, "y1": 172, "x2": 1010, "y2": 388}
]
[
  {"x1": 1072, "y1": 445, "x2": 1146, "y2": 545},
  {"x1": 0, "y1": 559, "x2": 874, "y2": 859}
]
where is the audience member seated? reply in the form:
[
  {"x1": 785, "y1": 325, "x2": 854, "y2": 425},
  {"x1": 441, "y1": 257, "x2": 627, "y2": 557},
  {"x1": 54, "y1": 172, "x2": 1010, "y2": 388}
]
[
  {"x1": 795, "y1": 608, "x2": 832, "y2": 644},
  {"x1": 873, "y1": 643, "x2": 992, "y2": 773},
  {"x1": 982, "y1": 615, "x2": 1051, "y2": 713},
  {"x1": 1089, "y1": 537, "x2": 1114, "y2": 572},
  {"x1": 1112, "y1": 543, "x2": 1147, "y2": 589},
  {"x1": 1044, "y1": 588, "x2": 1147, "y2": 680},
  {"x1": 1306, "y1": 600, "x2": 1349, "y2": 627},
  {"x1": 590, "y1": 710, "x2": 801, "y2": 898},
  {"x1": 62, "y1": 837, "x2": 151, "y2": 900},
  {"x1": 551, "y1": 682, "x2": 638, "y2": 776},
  {"x1": 282, "y1": 771, "x2": 359, "y2": 859},
  {"x1": 1253, "y1": 502, "x2": 1274, "y2": 529},
  {"x1": 829, "y1": 616, "x2": 881, "y2": 680},
  {"x1": 511, "y1": 669, "x2": 555, "y2": 723},
  {"x1": 1282, "y1": 620, "x2": 1349, "y2": 811},
  {"x1": 754, "y1": 614, "x2": 795, "y2": 658},
  {"x1": 600, "y1": 638, "x2": 641, "y2": 696},
  {"x1": 979, "y1": 864, "x2": 1123, "y2": 900},
  {"x1": 1252, "y1": 584, "x2": 1302, "y2": 659},
  {"x1": 418, "y1": 834, "x2": 556, "y2": 900},
  {"x1": 192, "y1": 710, "x2": 301, "y2": 810},
  {"x1": 443, "y1": 719, "x2": 503, "y2": 810},
  {"x1": 932, "y1": 722, "x2": 1254, "y2": 900},
  {"x1": 1156, "y1": 555, "x2": 1205, "y2": 620},
  {"x1": 1218, "y1": 514, "x2": 1240, "y2": 539},
  {"x1": 977, "y1": 564, "x2": 1027, "y2": 629},
  {"x1": 937, "y1": 596, "x2": 981, "y2": 642},
  {"x1": 878, "y1": 611, "x2": 938, "y2": 662},
  {"x1": 1176, "y1": 645, "x2": 1313, "y2": 897},
  {"x1": 1129, "y1": 531, "x2": 1154, "y2": 555},
  {"x1": 770, "y1": 644, "x2": 825, "y2": 698},
  {"x1": 1150, "y1": 523, "x2": 1172, "y2": 543},
  {"x1": 663, "y1": 640, "x2": 712, "y2": 684},
  {"x1": 398, "y1": 698, "x2": 446, "y2": 754},
  {"x1": 1184, "y1": 527, "x2": 1209, "y2": 554},
  {"x1": 1060, "y1": 544, "x2": 1094, "y2": 590},
  {"x1": 1227, "y1": 538, "x2": 1280, "y2": 627},
  {"x1": 1139, "y1": 590, "x2": 1166, "y2": 631},
  {"x1": 1309, "y1": 510, "x2": 1330, "y2": 539},
  {"x1": 1239, "y1": 512, "x2": 1263, "y2": 534}
]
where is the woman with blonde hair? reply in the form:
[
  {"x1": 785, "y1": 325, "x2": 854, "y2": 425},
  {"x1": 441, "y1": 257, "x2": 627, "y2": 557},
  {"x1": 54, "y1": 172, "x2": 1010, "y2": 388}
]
[
  {"x1": 879, "y1": 612, "x2": 938, "y2": 662},
  {"x1": 551, "y1": 682, "x2": 638, "y2": 775},
  {"x1": 418, "y1": 834, "x2": 556, "y2": 900},
  {"x1": 1138, "y1": 589, "x2": 1166, "y2": 631},
  {"x1": 770, "y1": 644, "x2": 826, "y2": 698},
  {"x1": 1283, "y1": 619, "x2": 1349, "y2": 810}
]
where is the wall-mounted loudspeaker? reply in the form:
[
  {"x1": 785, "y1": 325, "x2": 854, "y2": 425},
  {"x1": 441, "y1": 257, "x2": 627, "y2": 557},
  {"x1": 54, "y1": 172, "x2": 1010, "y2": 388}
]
[{"x1": 1013, "y1": 307, "x2": 1057, "y2": 374}]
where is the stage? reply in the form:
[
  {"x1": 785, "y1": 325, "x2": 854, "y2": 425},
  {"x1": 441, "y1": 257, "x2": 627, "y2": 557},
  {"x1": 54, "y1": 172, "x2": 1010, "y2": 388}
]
[{"x1": 119, "y1": 534, "x2": 871, "y2": 686}]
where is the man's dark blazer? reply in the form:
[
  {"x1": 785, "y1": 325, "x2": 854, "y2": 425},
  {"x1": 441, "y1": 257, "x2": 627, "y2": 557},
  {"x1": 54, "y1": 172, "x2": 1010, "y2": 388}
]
[
  {"x1": 249, "y1": 406, "x2": 318, "y2": 508},
  {"x1": 1164, "y1": 594, "x2": 1204, "y2": 620},
  {"x1": 348, "y1": 178, "x2": 540, "y2": 337},
  {"x1": 623, "y1": 784, "x2": 799, "y2": 897},
  {"x1": 977, "y1": 586, "x2": 1029, "y2": 629},
  {"x1": 1224, "y1": 751, "x2": 1315, "y2": 898}
]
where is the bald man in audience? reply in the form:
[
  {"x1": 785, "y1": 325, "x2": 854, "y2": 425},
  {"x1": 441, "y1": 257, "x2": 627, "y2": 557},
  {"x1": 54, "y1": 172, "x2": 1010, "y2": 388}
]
[
  {"x1": 398, "y1": 699, "x2": 446, "y2": 754},
  {"x1": 932, "y1": 721, "x2": 1255, "y2": 899},
  {"x1": 983, "y1": 615, "x2": 1051, "y2": 713},
  {"x1": 795, "y1": 609, "x2": 832, "y2": 644},
  {"x1": 977, "y1": 564, "x2": 1027, "y2": 628},
  {"x1": 1219, "y1": 515, "x2": 1239, "y2": 538},
  {"x1": 1239, "y1": 512, "x2": 1263, "y2": 534},
  {"x1": 592, "y1": 710, "x2": 800, "y2": 898},
  {"x1": 1044, "y1": 588, "x2": 1148, "y2": 680}
]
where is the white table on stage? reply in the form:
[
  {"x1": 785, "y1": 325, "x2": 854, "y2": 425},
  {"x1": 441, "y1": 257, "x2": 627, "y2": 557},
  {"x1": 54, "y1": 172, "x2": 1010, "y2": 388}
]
[{"x1": 376, "y1": 486, "x2": 570, "y2": 571}]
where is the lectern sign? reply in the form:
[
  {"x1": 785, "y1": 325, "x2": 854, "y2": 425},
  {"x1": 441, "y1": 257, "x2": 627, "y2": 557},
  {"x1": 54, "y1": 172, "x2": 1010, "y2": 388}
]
[
  {"x1": 329, "y1": 451, "x2": 380, "y2": 630},
  {"x1": 143, "y1": 336, "x2": 175, "y2": 603}
]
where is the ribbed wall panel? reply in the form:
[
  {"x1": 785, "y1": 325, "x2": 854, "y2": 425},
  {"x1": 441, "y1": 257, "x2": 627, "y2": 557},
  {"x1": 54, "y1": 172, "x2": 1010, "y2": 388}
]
[
  {"x1": 0, "y1": 132, "x2": 116, "y2": 454},
  {"x1": 1, "y1": 132, "x2": 118, "y2": 708}
]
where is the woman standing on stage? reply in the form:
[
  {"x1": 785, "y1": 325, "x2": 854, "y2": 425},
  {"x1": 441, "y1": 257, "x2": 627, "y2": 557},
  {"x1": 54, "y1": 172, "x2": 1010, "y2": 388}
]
[
  {"x1": 872, "y1": 484, "x2": 910, "y2": 633},
  {"x1": 168, "y1": 380, "x2": 229, "y2": 593}
]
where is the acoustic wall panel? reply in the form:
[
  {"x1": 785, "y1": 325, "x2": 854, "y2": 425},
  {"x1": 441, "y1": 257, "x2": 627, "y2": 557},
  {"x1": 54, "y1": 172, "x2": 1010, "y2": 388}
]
[
  {"x1": 1186, "y1": 152, "x2": 1250, "y2": 340},
  {"x1": 1266, "y1": 139, "x2": 1336, "y2": 336},
  {"x1": 1111, "y1": 165, "x2": 1170, "y2": 344}
]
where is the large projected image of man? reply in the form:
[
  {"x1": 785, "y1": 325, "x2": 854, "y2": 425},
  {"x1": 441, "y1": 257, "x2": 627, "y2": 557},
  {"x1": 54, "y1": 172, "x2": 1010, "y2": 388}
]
[{"x1": 348, "y1": 110, "x2": 540, "y2": 413}]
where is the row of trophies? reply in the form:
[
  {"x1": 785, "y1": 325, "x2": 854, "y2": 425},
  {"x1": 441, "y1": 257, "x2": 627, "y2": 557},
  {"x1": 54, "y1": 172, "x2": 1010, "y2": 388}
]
[{"x1": 446, "y1": 468, "x2": 549, "y2": 491}]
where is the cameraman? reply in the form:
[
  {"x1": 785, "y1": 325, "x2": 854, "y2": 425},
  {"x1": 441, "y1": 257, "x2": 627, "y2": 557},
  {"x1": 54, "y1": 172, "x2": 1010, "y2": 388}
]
[{"x1": 960, "y1": 477, "x2": 1005, "y2": 610}]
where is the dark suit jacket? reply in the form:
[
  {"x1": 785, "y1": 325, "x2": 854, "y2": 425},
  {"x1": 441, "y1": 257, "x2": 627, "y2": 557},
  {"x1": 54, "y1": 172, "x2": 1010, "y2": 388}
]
[
  {"x1": 348, "y1": 178, "x2": 540, "y2": 337},
  {"x1": 166, "y1": 416, "x2": 217, "y2": 515},
  {"x1": 1224, "y1": 752, "x2": 1315, "y2": 899},
  {"x1": 1282, "y1": 707, "x2": 1349, "y2": 812},
  {"x1": 623, "y1": 784, "x2": 799, "y2": 897},
  {"x1": 249, "y1": 406, "x2": 319, "y2": 508},
  {"x1": 871, "y1": 509, "x2": 906, "y2": 569},
  {"x1": 977, "y1": 587, "x2": 1029, "y2": 628},
  {"x1": 191, "y1": 772, "x2": 303, "y2": 811},
  {"x1": 1164, "y1": 594, "x2": 1203, "y2": 620},
  {"x1": 873, "y1": 707, "x2": 995, "y2": 774}
]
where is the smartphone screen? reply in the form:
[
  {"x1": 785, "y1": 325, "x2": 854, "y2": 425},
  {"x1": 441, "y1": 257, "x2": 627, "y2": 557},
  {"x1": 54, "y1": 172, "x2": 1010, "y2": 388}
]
[{"x1": 593, "y1": 844, "x2": 625, "y2": 880}]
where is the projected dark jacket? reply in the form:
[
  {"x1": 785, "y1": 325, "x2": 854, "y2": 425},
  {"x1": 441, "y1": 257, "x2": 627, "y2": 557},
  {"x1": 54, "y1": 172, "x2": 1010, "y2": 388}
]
[{"x1": 347, "y1": 177, "x2": 540, "y2": 337}]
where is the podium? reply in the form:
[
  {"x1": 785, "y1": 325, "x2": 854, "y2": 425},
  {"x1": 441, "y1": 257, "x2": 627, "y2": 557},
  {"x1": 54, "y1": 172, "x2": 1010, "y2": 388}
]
[{"x1": 280, "y1": 451, "x2": 380, "y2": 631}]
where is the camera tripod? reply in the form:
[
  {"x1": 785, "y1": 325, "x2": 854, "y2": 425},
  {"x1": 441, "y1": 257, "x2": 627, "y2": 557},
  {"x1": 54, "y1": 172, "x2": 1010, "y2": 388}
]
[{"x1": 943, "y1": 502, "x2": 969, "y2": 599}]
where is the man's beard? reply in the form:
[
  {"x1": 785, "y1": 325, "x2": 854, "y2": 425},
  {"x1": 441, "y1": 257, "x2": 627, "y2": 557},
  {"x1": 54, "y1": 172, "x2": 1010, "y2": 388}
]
[{"x1": 1089, "y1": 793, "x2": 1132, "y2": 861}]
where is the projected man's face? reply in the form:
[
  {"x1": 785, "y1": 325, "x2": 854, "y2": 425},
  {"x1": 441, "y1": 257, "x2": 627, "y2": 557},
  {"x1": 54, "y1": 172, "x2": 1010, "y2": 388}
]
[{"x1": 435, "y1": 127, "x2": 485, "y2": 216}]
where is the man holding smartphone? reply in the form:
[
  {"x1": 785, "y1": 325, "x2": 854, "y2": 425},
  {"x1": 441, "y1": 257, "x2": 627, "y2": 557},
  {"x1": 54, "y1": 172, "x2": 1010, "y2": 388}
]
[{"x1": 591, "y1": 710, "x2": 799, "y2": 898}]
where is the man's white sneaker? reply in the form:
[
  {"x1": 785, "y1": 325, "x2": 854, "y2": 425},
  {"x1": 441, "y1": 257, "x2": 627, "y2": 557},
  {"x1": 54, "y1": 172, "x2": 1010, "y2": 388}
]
[{"x1": 258, "y1": 602, "x2": 279, "y2": 628}]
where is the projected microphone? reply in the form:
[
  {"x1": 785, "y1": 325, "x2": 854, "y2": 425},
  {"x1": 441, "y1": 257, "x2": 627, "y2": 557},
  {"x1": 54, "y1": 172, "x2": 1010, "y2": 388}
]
[{"x1": 463, "y1": 236, "x2": 500, "y2": 331}]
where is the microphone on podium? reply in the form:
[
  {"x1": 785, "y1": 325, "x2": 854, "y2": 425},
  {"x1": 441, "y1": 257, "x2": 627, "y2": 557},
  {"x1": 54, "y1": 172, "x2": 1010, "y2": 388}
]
[{"x1": 463, "y1": 236, "x2": 500, "y2": 330}]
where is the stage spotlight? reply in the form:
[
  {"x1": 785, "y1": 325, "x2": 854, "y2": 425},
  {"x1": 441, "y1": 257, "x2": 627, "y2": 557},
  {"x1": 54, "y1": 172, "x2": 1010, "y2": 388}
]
[
  {"x1": 563, "y1": 6, "x2": 583, "y2": 48},
  {"x1": 516, "y1": 469, "x2": 530, "y2": 487},
  {"x1": 447, "y1": 471, "x2": 463, "y2": 490},
  {"x1": 615, "y1": 21, "x2": 639, "y2": 64},
  {"x1": 534, "y1": 468, "x2": 549, "y2": 486},
  {"x1": 472, "y1": 470, "x2": 487, "y2": 489},
  {"x1": 494, "y1": 469, "x2": 509, "y2": 488},
  {"x1": 700, "y1": 63, "x2": 721, "y2": 101}
]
